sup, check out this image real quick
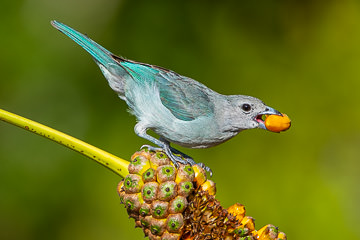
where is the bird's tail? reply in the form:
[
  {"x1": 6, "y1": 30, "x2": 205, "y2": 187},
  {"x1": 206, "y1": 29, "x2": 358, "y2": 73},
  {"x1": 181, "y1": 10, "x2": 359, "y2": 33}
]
[
  {"x1": 51, "y1": 20, "x2": 116, "y2": 67},
  {"x1": 51, "y1": 20, "x2": 127, "y2": 97}
]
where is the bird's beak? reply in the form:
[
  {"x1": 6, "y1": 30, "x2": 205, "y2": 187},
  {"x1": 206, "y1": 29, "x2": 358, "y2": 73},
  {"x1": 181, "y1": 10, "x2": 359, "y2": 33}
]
[
  {"x1": 255, "y1": 106, "x2": 282, "y2": 130},
  {"x1": 260, "y1": 106, "x2": 282, "y2": 116}
]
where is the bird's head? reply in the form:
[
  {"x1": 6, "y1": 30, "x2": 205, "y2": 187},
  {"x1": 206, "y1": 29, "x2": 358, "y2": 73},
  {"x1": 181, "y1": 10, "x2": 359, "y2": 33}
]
[{"x1": 226, "y1": 95, "x2": 282, "y2": 131}]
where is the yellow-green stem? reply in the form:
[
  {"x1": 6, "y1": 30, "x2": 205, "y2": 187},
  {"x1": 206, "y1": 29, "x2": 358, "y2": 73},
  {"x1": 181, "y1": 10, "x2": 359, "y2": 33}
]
[{"x1": 0, "y1": 108, "x2": 129, "y2": 177}]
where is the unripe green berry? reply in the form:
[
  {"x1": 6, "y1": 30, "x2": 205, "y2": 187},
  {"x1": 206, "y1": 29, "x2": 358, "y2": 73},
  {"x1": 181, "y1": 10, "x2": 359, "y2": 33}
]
[
  {"x1": 142, "y1": 168, "x2": 156, "y2": 182},
  {"x1": 175, "y1": 165, "x2": 195, "y2": 184},
  {"x1": 150, "y1": 218, "x2": 167, "y2": 236},
  {"x1": 157, "y1": 165, "x2": 176, "y2": 183},
  {"x1": 140, "y1": 216, "x2": 152, "y2": 228},
  {"x1": 129, "y1": 155, "x2": 151, "y2": 175},
  {"x1": 169, "y1": 196, "x2": 187, "y2": 214},
  {"x1": 150, "y1": 152, "x2": 170, "y2": 169},
  {"x1": 124, "y1": 174, "x2": 144, "y2": 194},
  {"x1": 166, "y1": 213, "x2": 184, "y2": 233},
  {"x1": 150, "y1": 200, "x2": 169, "y2": 219},
  {"x1": 139, "y1": 203, "x2": 151, "y2": 217},
  {"x1": 142, "y1": 182, "x2": 159, "y2": 203},
  {"x1": 177, "y1": 181, "x2": 194, "y2": 197},
  {"x1": 124, "y1": 193, "x2": 143, "y2": 214},
  {"x1": 158, "y1": 181, "x2": 177, "y2": 201}
]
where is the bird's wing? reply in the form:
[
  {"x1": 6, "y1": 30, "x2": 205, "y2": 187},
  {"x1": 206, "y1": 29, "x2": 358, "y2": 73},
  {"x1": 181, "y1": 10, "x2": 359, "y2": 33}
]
[
  {"x1": 119, "y1": 60, "x2": 215, "y2": 121},
  {"x1": 157, "y1": 71, "x2": 215, "y2": 121}
]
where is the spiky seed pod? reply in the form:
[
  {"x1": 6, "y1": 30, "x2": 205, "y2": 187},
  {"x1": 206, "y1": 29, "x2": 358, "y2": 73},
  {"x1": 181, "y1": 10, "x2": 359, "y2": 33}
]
[
  {"x1": 182, "y1": 190, "x2": 237, "y2": 239},
  {"x1": 117, "y1": 149, "x2": 286, "y2": 240}
]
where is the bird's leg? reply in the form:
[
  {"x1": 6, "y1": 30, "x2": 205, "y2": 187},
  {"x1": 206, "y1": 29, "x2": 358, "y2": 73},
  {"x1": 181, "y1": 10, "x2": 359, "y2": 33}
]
[
  {"x1": 158, "y1": 137, "x2": 196, "y2": 165},
  {"x1": 169, "y1": 147, "x2": 197, "y2": 165},
  {"x1": 135, "y1": 123, "x2": 188, "y2": 167},
  {"x1": 159, "y1": 137, "x2": 213, "y2": 177},
  {"x1": 170, "y1": 146, "x2": 213, "y2": 176},
  {"x1": 135, "y1": 123, "x2": 212, "y2": 176}
]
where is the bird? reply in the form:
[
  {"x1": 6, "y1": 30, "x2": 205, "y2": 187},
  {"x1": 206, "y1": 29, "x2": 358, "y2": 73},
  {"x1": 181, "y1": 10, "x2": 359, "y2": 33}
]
[{"x1": 51, "y1": 20, "x2": 282, "y2": 173}]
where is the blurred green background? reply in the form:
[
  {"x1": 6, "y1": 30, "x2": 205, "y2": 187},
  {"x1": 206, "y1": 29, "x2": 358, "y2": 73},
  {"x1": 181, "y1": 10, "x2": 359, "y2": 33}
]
[{"x1": 1, "y1": 0, "x2": 360, "y2": 239}]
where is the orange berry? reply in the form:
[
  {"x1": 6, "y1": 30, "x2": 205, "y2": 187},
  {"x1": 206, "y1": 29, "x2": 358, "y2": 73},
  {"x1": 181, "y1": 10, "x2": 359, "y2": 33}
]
[{"x1": 265, "y1": 113, "x2": 291, "y2": 133}]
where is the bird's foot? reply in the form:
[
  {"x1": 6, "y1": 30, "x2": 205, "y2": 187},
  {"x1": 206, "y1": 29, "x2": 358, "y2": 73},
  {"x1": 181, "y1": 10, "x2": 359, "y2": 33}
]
[
  {"x1": 141, "y1": 144, "x2": 212, "y2": 177},
  {"x1": 196, "y1": 162, "x2": 213, "y2": 177},
  {"x1": 169, "y1": 147, "x2": 212, "y2": 176},
  {"x1": 141, "y1": 144, "x2": 188, "y2": 167},
  {"x1": 165, "y1": 150, "x2": 189, "y2": 167},
  {"x1": 169, "y1": 147, "x2": 196, "y2": 165}
]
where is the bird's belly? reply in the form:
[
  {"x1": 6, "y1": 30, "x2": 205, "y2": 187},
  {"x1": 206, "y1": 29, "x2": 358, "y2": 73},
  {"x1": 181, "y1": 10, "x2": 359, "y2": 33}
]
[
  {"x1": 152, "y1": 120, "x2": 238, "y2": 149},
  {"x1": 125, "y1": 84, "x2": 238, "y2": 149}
]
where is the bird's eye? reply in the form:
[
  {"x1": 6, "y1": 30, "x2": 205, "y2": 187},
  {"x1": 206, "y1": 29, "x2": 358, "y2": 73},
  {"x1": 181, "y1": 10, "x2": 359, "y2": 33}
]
[{"x1": 241, "y1": 104, "x2": 251, "y2": 112}]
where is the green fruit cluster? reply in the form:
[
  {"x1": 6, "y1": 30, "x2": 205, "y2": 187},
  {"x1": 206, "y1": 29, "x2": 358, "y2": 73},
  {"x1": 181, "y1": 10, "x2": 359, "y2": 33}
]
[
  {"x1": 117, "y1": 149, "x2": 215, "y2": 240},
  {"x1": 117, "y1": 149, "x2": 286, "y2": 240}
]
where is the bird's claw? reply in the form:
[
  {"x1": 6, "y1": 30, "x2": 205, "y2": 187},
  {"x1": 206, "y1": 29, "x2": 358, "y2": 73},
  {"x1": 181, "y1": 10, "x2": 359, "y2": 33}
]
[
  {"x1": 141, "y1": 145, "x2": 190, "y2": 167},
  {"x1": 196, "y1": 162, "x2": 213, "y2": 177},
  {"x1": 140, "y1": 145, "x2": 163, "y2": 152},
  {"x1": 140, "y1": 145, "x2": 212, "y2": 177},
  {"x1": 167, "y1": 152, "x2": 188, "y2": 166}
]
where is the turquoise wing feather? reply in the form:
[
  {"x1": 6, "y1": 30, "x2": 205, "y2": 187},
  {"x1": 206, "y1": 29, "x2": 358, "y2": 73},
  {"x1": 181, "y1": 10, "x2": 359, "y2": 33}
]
[
  {"x1": 120, "y1": 60, "x2": 214, "y2": 121},
  {"x1": 157, "y1": 72, "x2": 215, "y2": 121},
  {"x1": 52, "y1": 20, "x2": 214, "y2": 121}
]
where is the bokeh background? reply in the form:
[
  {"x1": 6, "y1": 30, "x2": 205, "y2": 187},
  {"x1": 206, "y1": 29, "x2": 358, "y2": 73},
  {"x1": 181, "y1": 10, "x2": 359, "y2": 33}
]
[{"x1": 1, "y1": 1, "x2": 360, "y2": 239}]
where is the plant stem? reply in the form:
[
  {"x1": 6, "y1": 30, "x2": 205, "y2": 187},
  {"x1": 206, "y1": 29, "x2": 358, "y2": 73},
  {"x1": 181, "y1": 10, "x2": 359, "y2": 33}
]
[{"x1": 0, "y1": 108, "x2": 129, "y2": 178}]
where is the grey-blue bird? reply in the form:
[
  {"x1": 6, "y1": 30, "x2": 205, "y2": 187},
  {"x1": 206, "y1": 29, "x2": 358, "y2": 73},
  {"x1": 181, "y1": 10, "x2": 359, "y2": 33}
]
[{"x1": 51, "y1": 21, "x2": 282, "y2": 172}]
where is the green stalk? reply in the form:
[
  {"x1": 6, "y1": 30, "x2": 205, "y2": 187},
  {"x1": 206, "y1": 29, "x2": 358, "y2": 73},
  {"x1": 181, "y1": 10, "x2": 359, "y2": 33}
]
[{"x1": 0, "y1": 108, "x2": 129, "y2": 177}]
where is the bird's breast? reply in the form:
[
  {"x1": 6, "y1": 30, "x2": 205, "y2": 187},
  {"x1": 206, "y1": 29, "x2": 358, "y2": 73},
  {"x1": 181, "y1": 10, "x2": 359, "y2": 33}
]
[{"x1": 151, "y1": 117, "x2": 239, "y2": 149}]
